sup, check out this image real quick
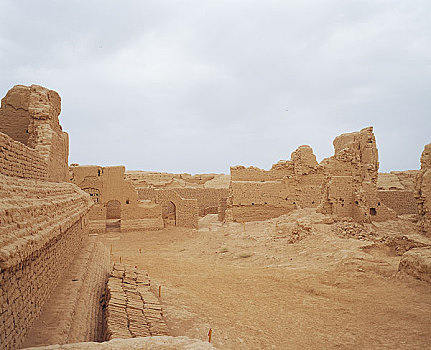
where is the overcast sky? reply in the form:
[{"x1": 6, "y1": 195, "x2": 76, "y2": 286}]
[{"x1": 1, "y1": 1, "x2": 430, "y2": 174}]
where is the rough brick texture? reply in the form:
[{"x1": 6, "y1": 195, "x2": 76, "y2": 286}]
[
  {"x1": 0, "y1": 85, "x2": 69, "y2": 182},
  {"x1": 0, "y1": 173, "x2": 92, "y2": 349},
  {"x1": 21, "y1": 237, "x2": 110, "y2": 348},
  {"x1": 0, "y1": 131, "x2": 48, "y2": 180},
  {"x1": 105, "y1": 263, "x2": 169, "y2": 340}
]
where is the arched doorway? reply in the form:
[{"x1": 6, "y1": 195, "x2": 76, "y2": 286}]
[
  {"x1": 106, "y1": 200, "x2": 121, "y2": 232},
  {"x1": 162, "y1": 201, "x2": 176, "y2": 227}
]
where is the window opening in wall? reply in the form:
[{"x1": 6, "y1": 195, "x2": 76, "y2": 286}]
[
  {"x1": 83, "y1": 187, "x2": 100, "y2": 203},
  {"x1": 126, "y1": 199, "x2": 130, "y2": 204},
  {"x1": 98, "y1": 169, "x2": 101, "y2": 176},
  {"x1": 370, "y1": 208, "x2": 377, "y2": 216}
]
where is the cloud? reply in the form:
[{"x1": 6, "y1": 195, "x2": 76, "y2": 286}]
[{"x1": 1, "y1": 0, "x2": 430, "y2": 173}]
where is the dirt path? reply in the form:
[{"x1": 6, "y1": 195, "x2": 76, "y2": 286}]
[{"x1": 99, "y1": 215, "x2": 431, "y2": 349}]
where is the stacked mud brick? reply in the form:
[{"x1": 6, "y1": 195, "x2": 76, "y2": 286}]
[
  {"x1": 104, "y1": 263, "x2": 169, "y2": 340},
  {"x1": 0, "y1": 85, "x2": 93, "y2": 349}
]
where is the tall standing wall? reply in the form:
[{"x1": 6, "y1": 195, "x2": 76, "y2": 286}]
[{"x1": 0, "y1": 85, "x2": 93, "y2": 349}]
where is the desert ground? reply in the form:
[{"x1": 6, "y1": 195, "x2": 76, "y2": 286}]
[{"x1": 99, "y1": 209, "x2": 431, "y2": 350}]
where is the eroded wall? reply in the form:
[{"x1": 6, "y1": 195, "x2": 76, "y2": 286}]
[
  {"x1": 0, "y1": 85, "x2": 69, "y2": 182},
  {"x1": 415, "y1": 143, "x2": 431, "y2": 236},
  {"x1": 227, "y1": 127, "x2": 397, "y2": 223},
  {"x1": 0, "y1": 162, "x2": 92, "y2": 350},
  {"x1": 0, "y1": 85, "x2": 93, "y2": 350},
  {"x1": 70, "y1": 165, "x2": 163, "y2": 232},
  {"x1": 227, "y1": 145, "x2": 326, "y2": 222}
]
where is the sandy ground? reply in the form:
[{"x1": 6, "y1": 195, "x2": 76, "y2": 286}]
[{"x1": 99, "y1": 210, "x2": 431, "y2": 350}]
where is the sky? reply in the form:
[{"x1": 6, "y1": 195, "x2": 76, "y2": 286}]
[{"x1": 0, "y1": 0, "x2": 430, "y2": 174}]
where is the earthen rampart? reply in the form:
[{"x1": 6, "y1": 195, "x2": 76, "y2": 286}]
[{"x1": 0, "y1": 85, "x2": 93, "y2": 349}]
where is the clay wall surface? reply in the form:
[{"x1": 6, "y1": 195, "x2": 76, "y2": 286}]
[
  {"x1": 70, "y1": 165, "x2": 163, "y2": 232},
  {"x1": 105, "y1": 263, "x2": 169, "y2": 340},
  {"x1": 138, "y1": 187, "x2": 228, "y2": 217},
  {"x1": 0, "y1": 131, "x2": 48, "y2": 180},
  {"x1": 227, "y1": 128, "x2": 397, "y2": 223},
  {"x1": 318, "y1": 127, "x2": 396, "y2": 222},
  {"x1": 0, "y1": 85, "x2": 69, "y2": 182},
  {"x1": 377, "y1": 190, "x2": 418, "y2": 215},
  {"x1": 128, "y1": 171, "x2": 229, "y2": 217},
  {"x1": 415, "y1": 143, "x2": 431, "y2": 236},
  {"x1": 0, "y1": 174, "x2": 92, "y2": 349},
  {"x1": 377, "y1": 171, "x2": 419, "y2": 215},
  {"x1": 0, "y1": 84, "x2": 94, "y2": 349},
  {"x1": 228, "y1": 145, "x2": 326, "y2": 222},
  {"x1": 22, "y1": 237, "x2": 110, "y2": 347},
  {"x1": 155, "y1": 190, "x2": 199, "y2": 229}
]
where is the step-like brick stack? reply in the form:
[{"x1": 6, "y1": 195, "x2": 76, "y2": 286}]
[{"x1": 105, "y1": 263, "x2": 169, "y2": 340}]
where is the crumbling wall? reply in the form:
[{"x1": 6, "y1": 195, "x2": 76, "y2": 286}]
[
  {"x1": 70, "y1": 165, "x2": 164, "y2": 232},
  {"x1": 228, "y1": 145, "x2": 325, "y2": 222},
  {"x1": 0, "y1": 85, "x2": 69, "y2": 182},
  {"x1": 377, "y1": 171, "x2": 418, "y2": 215},
  {"x1": 0, "y1": 131, "x2": 48, "y2": 180},
  {"x1": 105, "y1": 263, "x2": 169, "y2": 339},
  {"x1": 0, "y1": 175, "x2": 92, "y2": 349},
  {"x1": 0, "y1": 84, "x2": 93, "y2": 350},
  {"x1": 21, "y1": 237, "x2": 110, "y2": 348},
  {"x1": 415, "y1": 143, "x2": 431, "y2": 236},
  {"x1": 155, "y1": 189, "x2": 199, "y2": 229},
  {"x1": 318, "y1": 127, "x2": 396, "y2": 222}
]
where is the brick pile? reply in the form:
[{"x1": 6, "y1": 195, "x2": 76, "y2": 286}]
[{"x1": 105, "y1": 263, "x2": 169, "y2": 340}]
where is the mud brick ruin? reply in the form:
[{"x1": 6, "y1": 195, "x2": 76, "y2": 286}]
[{"x1": 0, "y1": 84, "x2": 430, "y2": 349}]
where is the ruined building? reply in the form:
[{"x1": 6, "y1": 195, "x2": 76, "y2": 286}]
[
  {"x1": 226, "y1": 127, "x2": 397, "y2": 223},
  {"x1": 69, "y1": 165, "x2": 164, "y2": 232}
]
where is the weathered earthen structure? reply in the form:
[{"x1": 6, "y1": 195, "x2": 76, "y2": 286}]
[
  {"x1": 0, "y1": 85, "x2": 95, "y2": 349},
  {"x1": 126, "y1": 171, "x2": 227, "y2": 228},
  {"x1": 318, "y1": 127, "x2": 396, "y2": 222},
  {"x1": 0, "y1": 84, "x2": 69, "y2": 182},
  {"x1": 415, "y1": 143, "x2": 431, "y2": 237},
  {"x1": 226, "y1": 145, "x2": 325, "y2": 222},
  {"x1": 226, "y1": 127, "x2": 397, "y2": 223},
  {"x1": 377, "y1": 171, "x2": 418, "y2": 215},
  {"x1": 69, "y1": 165, "x2": 164, "y2": 232}
]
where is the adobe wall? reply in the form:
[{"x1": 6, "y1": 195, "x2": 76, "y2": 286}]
[
  {"x1": 318, "y1": 127, "x2": 396, "y2": 222},
  {"x1": 0, "y1": 174, "x2": 92, "y2": 349},
  {"x1": 70, "y1": 165, "x2": 163, "y2": 232},
  {"x1": 0, "y1": 85, "x2": 69, "y2": 182},
  {"x1": 227, "y1": 145, "x2": 326, "y2": 222},
  {"x1": 415, "y1": 143, "x2": 431, "y2": 237},
  {"x1": 0, "y1": 84, "x2": 94, "y2": 350},
  {"x1": 377, "y1": 171, "x2": 418, "y2": 215},
  {"x1": 21, "y1": 237, "x2": 110, "y2": 347},
  {"x1": 227, "y1": 127, "x2": 397, "y2": 223},
  {"x1": 155, "y1": 189, "x2": 199, "y2": 229},
  {"x1": 0, "y1": 131, "x2": 48, "y2": 180},
  {"x1": 138, "y1": 187, "x2": 228, "y2": 217}
]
